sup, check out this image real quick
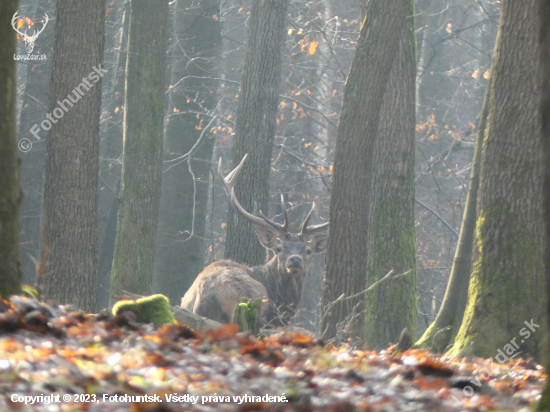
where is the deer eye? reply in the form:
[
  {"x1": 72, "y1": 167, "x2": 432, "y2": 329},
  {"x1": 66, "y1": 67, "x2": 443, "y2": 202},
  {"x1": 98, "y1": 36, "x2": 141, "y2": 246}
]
[
  {"x1": 275, "y1": 247, "x2": 282, "y2": 253},
  {"x1": 306, "y1": 249, "x2": 312, "y2": 255}
]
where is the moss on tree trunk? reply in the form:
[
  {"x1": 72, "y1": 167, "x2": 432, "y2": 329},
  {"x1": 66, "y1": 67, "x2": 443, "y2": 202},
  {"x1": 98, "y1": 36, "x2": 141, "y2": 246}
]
[
  {"x1": 110, "y1": 0, "x2": 169, "y2": 298},
  {"x1": 320, "y1": 0, "x2": 412, "y2": 341},
  {"x1": 363, "y1": 0, "x2": 417, "y2": 350},
  {"x1": 416, "y1": 81, "x2": 490, "y2": 351},
  {"x1": 449, "y1": 0, "x2": 544, "y2": 360}
]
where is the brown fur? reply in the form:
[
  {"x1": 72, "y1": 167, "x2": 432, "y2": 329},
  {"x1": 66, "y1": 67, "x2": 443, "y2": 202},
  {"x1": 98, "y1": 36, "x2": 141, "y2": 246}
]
[{"x1": 181, "y1": 260, "x2": 267, "y2": 324}]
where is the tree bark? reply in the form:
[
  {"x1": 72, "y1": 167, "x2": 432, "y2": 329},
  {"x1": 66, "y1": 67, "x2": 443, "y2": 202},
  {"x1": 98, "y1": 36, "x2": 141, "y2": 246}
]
[
  {"x1": 153, "y1": 0, "x2": 222, "y2": 304},
  {"x1": 110, "y1": 0, "x2": 169, "y2": 299},
  {"x1": 416, "y1": 83, "x2": 490, "y2": 351},
  {"x1": 363, "y1": 0, "x2": 417, "y2": 350},
  {"x1": 0, "y1": 0, "x2": 22, "y2": 299},
  {"x1": 97, "y1": 0, "x2": 129, "y2": 310},
  {"x1": 40, "y1": 0, "x2": 105, "y2": 312},
  {"x1": 450, "y1": 0, "x2": 544, "y2": 360},
  {"x1": 536, "y1": 0, "x2": 550, "y2": 409},
  {"x1": 319, "y1": 0, "x2": 410, "y2": 341},
  {"x1": 17, "y1": 1, "x2": 54, "y2": 285},
  {"x1": 224, "y1": 0, "x2": 289, "y2": 266}
]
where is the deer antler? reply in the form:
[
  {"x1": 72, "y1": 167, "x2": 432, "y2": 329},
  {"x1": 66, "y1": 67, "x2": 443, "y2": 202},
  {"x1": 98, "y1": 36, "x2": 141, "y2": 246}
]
[
  {"x1": 260, "y1": 194, "x2": 289, "y2": 232},
  {"x1": 219, "y1": 154, "x2": 327, "y2": 236},
  {"x1": 300, "y1": 202, "x2": 329, "y2": 236},
  {"x1": 218, "y1": 155, "x2": 287, "y2": 235}
]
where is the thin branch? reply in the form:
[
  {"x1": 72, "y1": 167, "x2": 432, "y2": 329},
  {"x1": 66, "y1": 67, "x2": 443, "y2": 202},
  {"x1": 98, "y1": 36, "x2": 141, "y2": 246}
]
[
  {"x1": 415, "y1": 198, "x2": 459, "y2": 238},
  {"x1": 163, "y1": 114, "x2": 218, "y2": 169},
  {"x1": 99, "y1": 174, "x2": 120, "y2": 201},
  {"x1": 280, "y1": 95, "x2": 338, "y2": 129},
  {"x1": 318, "y1": 270, "x2": 413, "y2": 332},
  {"x1": 166, "y1": 76, "x2": 240, "y2": 94}
]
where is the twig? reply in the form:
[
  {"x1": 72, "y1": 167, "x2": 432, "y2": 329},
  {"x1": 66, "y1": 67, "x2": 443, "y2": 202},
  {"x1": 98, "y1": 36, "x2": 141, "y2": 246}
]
[
  {"x1": 99, "y1": 174, "x2": 120, "y2": 201},
  {"x1": 414, "y1": 198, "x2": 459, "y2": 238},
  {"x1": 318, "y1": 269, "x2": 412, "y2": 332},
  {"x1": 163, "y1": 114, "x2": 218, "y2": 169}
]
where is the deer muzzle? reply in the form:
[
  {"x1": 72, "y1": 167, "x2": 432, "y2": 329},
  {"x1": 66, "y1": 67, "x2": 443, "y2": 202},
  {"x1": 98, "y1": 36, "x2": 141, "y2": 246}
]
[{"x1": 286, "y1": 255, "x2": 304, "y2": 273}]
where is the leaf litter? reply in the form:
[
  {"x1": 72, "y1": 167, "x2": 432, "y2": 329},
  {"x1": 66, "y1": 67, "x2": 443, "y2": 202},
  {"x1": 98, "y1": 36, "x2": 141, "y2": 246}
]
[{"x1": 0, "y1": 296, "x2": 544, "y2": 411}]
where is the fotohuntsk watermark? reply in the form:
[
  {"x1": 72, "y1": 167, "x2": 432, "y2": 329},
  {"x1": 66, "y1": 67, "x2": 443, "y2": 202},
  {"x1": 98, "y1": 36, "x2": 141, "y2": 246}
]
[
  {"x1": 18, "y1": 65, "x2": 108, "y2": 153},
  {"x1": 12, "y1": 10, "x2": 48, "y2": 60},
  {"x1": 451, "y1": 318, "x2": 540, "y2": 406}
]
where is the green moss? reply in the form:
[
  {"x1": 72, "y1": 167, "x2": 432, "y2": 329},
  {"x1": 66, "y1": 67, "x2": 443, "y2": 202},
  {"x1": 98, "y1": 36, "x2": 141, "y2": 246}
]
[
  {"x1": 21, "y1": 285, "x2": 39, "y2": 299},
  {"x1": 232, "y1": 298, "x2": 262, "y2": 336},
  {"x1": 449, "y1": 203, "x2": 543, "y2": 359},
  {"x1": 364, "y1": 199, "x2": 416, "y2": 349},
  {"x1": 112, "y1": 294, "x2": 175, "y2": 327}
]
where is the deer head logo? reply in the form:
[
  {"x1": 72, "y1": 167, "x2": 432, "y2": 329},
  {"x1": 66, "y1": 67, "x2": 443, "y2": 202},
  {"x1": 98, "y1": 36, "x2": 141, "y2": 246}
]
[{"x1": 12, "y1": 11, "x2": 49, "y2": 54}]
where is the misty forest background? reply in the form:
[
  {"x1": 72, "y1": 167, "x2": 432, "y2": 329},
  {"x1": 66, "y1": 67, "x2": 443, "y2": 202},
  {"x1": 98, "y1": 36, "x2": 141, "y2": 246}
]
[{"x1": 2, "y1": 0, "x2": 549, "y2": 364}]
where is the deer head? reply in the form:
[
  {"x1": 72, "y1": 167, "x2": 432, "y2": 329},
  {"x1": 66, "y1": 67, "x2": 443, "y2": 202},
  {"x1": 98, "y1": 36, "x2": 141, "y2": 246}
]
[{"x1": 12, "y1": 11, "x2": 49, "y2": 54}]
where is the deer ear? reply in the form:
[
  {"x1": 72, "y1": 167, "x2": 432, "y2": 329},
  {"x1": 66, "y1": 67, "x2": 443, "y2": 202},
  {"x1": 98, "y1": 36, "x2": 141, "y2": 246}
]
[
  {"x1": 254, "y1": 226, "x2": 280, "y2": 249},
  {"x1": 310, "y1": 232, "x2": 327, "y2": 253}
]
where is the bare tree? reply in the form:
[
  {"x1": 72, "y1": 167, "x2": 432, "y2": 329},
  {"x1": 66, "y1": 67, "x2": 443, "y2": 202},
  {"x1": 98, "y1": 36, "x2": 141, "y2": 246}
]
[
  {"x1": 40, "y1": 0, "x2": 105, "y2": 312},
  {"x1": 363, "y1": 0, "x2": 417, "y2": 350},
  {"x1": 17, "y1": 1, "x2": 54, "y2": 285},
  {"x1": 450, "y1": 0, "x2": 544, "y2": 359},
  {"x1": 96, "y1": 0, "x2": 129, "y2": 310},
  {"x1": 153, "y1": 0, "x2": 222, "y2": 303},
  {"x1": 416, "y1": 83, "x2": 490, "y2": 351},
  {"x1": 0, "y1": 0, "x2": 22, "y2": 299},
  {"x1": 224, "y1": 0, "x2": 289, "y2": 266},
  {"x1": 110, "y1": 0, "x2": 169, "y2": 299},
  {"x1": 320, "y1": 0, "x2": 411, "y2": 341},
  {"x1": 536, "y1": 0, "x2": 550, "y2": 409}
]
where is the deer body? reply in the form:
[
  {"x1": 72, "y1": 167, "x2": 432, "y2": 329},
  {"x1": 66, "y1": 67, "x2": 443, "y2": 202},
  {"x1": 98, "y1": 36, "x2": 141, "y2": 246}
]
[
  {"x1": 181, "y1": 155, "x2": 328, "y2": 326},
  {"x1": 181, "y1": 260, "x2": 268, "y2": 324}
]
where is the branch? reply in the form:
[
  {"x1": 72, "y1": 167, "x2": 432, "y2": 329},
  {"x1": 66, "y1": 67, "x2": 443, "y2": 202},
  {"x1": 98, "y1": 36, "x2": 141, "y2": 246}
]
[
  {"x1": 414, "y1": 198, "x2": 459, "y2": 238},
  {"x1": 163, "y1": 114, "x2": 218, "y2": 169},
  {"x1": 318, "y1": 270, "x2": 412, "y2": 333}
]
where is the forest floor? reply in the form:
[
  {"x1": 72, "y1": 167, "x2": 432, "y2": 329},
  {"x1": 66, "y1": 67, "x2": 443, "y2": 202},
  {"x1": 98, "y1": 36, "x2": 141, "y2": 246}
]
[{"x1": 0, "y1": 296, "x2": 544, "y2": 412}]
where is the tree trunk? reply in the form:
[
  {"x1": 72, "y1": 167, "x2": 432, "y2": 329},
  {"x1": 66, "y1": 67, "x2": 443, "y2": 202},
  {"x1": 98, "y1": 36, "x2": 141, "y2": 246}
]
[
  {"x1": 416, "y1": 83, "x2": 490, "y2": 351},
  {"x1": 536, "y1": 1, "x2": 550, "y2": 409},
  {"x1": 97, "y1": 0, "x2": 129, "y2": 310},
  {"x1": 153, "y1": 0, "x2": 222, "y2": 304},
  {"x1": 450, "y1": 0, "x2": 544, "y2": 360},
  {"x1": 40, "y1": 0, "x2": 105, "y2": 312},
  {"x1": 224, "y1": 0, "x2": 289, "y2": 266},
  {"x1": 319, "y1": 0, "x2": 410, "y2": 341},
  {"x1": 17, "y1": 1, "x2": 55, "y2": 285},
  {"x1": 0, "y1": 0, "x2": 22, "y2": 299},
  {"x1": 110, "y1": 0, "x2": 169, "y2": 299},
  {"x1": 363, "y1": 0, "x2": 417, "y2": 350}
]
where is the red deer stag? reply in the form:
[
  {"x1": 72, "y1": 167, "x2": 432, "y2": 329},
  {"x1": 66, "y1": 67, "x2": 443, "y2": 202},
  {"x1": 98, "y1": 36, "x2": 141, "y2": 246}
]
[{"x1": 181, "y1": 155, "x2": 328, "y2": 326}]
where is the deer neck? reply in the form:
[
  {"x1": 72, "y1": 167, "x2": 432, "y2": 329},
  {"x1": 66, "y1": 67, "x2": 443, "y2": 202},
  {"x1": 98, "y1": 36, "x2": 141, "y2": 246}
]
[{"x1": 251, "y1": 257, "x2": 304, "y2": 318}]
